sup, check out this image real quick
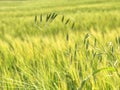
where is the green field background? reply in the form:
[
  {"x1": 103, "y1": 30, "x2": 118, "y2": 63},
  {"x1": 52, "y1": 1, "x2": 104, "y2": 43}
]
[{"x1": 0, "y1": 0, "x2": 120, "y2": 90}]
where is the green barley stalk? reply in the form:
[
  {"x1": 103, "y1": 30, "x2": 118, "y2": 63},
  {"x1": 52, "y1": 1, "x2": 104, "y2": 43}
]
[
  {"x1": 78, "y1": 67, "x2": 115, "y2": 90},
  {"x1": 84, "y1": 33, "x2": 89, "y2": 44}
]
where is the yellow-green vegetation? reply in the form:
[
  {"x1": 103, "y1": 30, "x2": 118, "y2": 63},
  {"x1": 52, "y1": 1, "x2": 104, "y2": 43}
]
[{"x1": 0, "y1": 0, "x2": 120, "y2": 89}]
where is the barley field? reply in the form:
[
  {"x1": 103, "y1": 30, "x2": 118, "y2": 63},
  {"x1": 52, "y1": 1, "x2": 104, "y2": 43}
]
[{"x1": 0, "y1": 0, "x2": 120, "y2": 90}]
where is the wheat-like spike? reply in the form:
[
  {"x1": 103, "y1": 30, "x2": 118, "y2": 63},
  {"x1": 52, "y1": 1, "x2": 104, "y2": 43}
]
[
  {"x1": 50, "y1": 13, "x2": 58, "y2": 22},
  {"x1": 111, "y1": 46, "x2": 114, "y2": 53},
  {"x1": 66, "y1": 33, "x2": 69, "y2": 41},
  {"x1": 71, "y1": 22, "x2": 75, "y2": 29},
  {"x1": 65, "y1": 18, "x2": 70, "y2": 25},
  {"x1": 86, "y1": 40, "x2": 89, "y2": 50},
  {"x1": 84, "y1": 33, "x2": 89, "y2": 44},
  {"x1": 92, "y1": 51, "x2": 96, "y2": 59},
  {"x1": 61, "y1": 15, "x2": 64, "y2": 22},
  {"x1": 53, "y1": 13, "x2": 58, "y2": 19},
  {"x1": 47, "y1": 13, "x2": 52, "y2": 21},
  {"x1": 40, "y1": 14, "x2": 42, "y2": 23},
  {"x1": 51, "y1": 13, "x2": 56, "y2": 19},
  {"x1": 35, "y1": 15, "x2": 37, "y2": 23}
]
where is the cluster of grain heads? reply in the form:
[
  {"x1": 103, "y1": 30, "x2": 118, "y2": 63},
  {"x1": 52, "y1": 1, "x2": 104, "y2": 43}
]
[
  {"x1": 61, "y1": 15, "x2": 70, "y2": 24},
  {"x1": 35, "y1": 13, "x2": 58, "y2": 24},
  {"x1": 34, "y1": 13, "x2": 76, "y2": 31},
  {"x1": 61, "y1": 15, "x2": 75, "y2": 29},
  {"x1": 46, "y1": 13, "x2": 58, "y2": 23},
  {"x1": 34, "y1": 12, "x2": 58, "y2": 30},
  {"x1": 34, "y1": 15, "x2": 43, "y2": 30}
]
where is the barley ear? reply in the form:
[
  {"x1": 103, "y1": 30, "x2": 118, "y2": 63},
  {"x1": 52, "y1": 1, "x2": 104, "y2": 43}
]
[
  {"x1": 35, "y1": 15, "x2": 37, "y2": 23},
  {"x1": 40, "y1": 14, "x2": 42, "y2": 23}
]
